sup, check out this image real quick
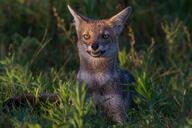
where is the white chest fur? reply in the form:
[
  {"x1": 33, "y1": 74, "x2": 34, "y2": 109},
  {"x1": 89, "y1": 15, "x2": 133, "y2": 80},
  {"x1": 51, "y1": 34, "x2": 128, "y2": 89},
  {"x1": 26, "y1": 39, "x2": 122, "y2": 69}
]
[{"x1": 78, "y1": 71, "x2": 118, "y2": 86}]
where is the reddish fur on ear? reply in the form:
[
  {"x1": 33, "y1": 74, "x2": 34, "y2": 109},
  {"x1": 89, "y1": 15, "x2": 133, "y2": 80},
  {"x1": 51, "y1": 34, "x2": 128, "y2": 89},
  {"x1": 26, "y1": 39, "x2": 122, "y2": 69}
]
[
  {"x1": 108, "y1": 7, "x2": 132, "y2": 34},
  {"x1": 67, "y1": 5, "x2": 89, "y2": 32}
]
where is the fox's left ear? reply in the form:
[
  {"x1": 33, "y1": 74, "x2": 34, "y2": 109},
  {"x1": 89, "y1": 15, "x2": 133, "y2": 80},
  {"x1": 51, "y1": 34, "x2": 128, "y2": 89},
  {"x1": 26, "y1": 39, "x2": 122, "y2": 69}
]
[{"x1": 108, "y1": 7, "x2": 132, "y2": 34}]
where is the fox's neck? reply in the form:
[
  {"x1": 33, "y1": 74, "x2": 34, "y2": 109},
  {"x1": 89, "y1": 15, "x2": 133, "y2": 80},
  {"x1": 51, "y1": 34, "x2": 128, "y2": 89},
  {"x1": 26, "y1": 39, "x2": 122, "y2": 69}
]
[{"x1": 79, "y1": 54, "x2": 118, "y2": 73}]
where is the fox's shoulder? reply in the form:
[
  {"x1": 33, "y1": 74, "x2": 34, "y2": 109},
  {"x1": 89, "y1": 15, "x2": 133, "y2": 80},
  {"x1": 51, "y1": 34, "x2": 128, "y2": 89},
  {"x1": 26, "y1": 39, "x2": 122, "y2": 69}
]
[{"x1": 120, "y1": 69, "x2": 136, "y2": 84}]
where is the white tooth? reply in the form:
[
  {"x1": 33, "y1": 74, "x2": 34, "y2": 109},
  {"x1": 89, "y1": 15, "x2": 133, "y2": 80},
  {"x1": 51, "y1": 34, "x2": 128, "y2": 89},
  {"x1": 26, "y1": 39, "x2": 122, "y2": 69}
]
[{"x1": 88, "y1": 45, "x2": 92, "y2": 51}]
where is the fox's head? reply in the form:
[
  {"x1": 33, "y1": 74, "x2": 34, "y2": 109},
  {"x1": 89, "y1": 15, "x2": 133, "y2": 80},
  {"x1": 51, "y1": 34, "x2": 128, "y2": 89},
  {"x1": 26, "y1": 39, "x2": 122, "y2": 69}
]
[{"x1": 68, "y1": 5, "x2": 131, "y2": 59}]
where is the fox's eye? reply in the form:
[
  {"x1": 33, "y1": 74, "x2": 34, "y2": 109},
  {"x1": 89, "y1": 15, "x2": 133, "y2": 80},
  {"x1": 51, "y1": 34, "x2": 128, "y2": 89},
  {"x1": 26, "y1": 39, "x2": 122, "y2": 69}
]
[
  {"x1": 83, "y1": 34, "x2": 90, "y2": 40},
  {"x1": 102, "y1": 34, "x2": 110, "y2": 39}
]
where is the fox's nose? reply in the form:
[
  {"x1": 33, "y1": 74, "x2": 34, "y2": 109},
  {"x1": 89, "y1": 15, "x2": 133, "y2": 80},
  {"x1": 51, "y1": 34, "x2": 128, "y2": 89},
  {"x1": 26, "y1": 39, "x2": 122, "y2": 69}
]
[{"x1": 91, "y1": 43, "x2": 99, "y2": 51}]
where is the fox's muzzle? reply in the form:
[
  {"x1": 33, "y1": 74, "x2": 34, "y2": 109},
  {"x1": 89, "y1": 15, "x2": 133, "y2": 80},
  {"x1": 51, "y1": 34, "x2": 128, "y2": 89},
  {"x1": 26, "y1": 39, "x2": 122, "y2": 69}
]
[{"x1": 91, "y1": 43, "x2": 99, "y2": 51}]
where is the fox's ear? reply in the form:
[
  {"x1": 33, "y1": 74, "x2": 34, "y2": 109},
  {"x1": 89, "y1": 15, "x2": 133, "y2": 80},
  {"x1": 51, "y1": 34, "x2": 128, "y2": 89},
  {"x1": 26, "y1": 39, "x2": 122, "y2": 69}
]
[
  {"x1": 67, "y1": 5, "x2": 89, "y2": 31},
  {"x1": 108, "y1": 7, "x2": 132, "y2": 34}
]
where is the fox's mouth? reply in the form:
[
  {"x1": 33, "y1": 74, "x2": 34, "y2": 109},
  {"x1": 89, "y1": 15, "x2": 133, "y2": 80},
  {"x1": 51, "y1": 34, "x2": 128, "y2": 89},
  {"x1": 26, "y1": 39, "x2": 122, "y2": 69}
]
[{"x1": 87, "y1": 50, "x2": 105, "y2": 57}]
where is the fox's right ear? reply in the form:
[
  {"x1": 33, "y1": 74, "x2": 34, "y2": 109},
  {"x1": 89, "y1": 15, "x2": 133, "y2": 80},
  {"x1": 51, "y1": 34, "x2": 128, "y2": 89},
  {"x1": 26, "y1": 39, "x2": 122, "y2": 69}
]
[{"x1": 67, "y1": 5, "x2": 89, "y2": 31}]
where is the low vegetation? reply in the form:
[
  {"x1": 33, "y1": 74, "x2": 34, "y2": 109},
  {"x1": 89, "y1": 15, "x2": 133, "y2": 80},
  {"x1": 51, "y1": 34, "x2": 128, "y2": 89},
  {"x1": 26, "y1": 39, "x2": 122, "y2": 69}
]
[{"x1": 0, "y1": 0, "x2": 192, "y2": 127}]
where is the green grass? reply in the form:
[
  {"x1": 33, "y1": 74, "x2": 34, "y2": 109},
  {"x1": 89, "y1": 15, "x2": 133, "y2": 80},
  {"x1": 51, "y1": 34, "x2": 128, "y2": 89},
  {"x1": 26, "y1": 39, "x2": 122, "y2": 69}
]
[{"x1": 0, "y1": 0, "x2": 192, "y2": 127}]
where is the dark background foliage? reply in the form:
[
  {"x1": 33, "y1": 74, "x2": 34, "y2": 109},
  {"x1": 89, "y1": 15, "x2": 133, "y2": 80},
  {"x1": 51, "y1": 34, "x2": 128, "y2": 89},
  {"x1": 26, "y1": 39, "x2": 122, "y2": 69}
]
[{"x1": 0, "y1": 0, "x2": 192, "y2": 127}]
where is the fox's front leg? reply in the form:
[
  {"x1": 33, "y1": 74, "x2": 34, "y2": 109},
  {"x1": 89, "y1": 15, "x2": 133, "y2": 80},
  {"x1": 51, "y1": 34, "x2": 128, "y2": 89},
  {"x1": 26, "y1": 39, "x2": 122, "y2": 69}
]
[
  {"x1": 105, "y1": 94, "x2": 127, "y2": 123},
  {"x1": 93, "y1": 94, "x2": 127, "y2": 123}
]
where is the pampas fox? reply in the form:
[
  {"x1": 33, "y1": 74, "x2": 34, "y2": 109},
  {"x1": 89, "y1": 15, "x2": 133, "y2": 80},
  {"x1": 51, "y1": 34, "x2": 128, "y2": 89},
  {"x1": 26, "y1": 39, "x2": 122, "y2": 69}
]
[{"x1": 3, "y1": 5, "x2": 137, "y2": 123}]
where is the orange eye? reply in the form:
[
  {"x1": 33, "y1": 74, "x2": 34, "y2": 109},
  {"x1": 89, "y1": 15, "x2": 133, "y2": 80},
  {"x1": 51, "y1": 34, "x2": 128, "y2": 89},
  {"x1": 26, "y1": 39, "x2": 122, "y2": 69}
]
[
  {"x1": 83, "y1": 34, "x2": 90, "y2": 40},
  {"x1": 102, "y1": 34, "x2": 110, "y2": 39}
]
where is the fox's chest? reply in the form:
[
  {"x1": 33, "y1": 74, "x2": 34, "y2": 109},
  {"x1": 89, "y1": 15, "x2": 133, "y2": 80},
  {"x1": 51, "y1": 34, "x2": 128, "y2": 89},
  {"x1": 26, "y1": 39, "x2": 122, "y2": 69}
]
[{"x1": 77, "y1": 71, "x2": 119, "y2": 88}]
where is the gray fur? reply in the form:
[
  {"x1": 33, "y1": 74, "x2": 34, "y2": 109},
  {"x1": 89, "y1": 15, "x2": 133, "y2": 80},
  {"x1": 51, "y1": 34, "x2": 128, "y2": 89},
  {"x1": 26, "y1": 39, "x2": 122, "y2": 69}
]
[{"x1": 68, "y1": 5, "x2": 135, "y2": 122}]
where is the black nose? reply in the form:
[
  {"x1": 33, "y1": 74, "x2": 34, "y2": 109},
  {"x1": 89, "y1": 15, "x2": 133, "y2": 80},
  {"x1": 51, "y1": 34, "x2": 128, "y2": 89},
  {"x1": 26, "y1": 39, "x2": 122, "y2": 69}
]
[{"x1": 91, "y1": 43, "x2": 99, "y2": 51}]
